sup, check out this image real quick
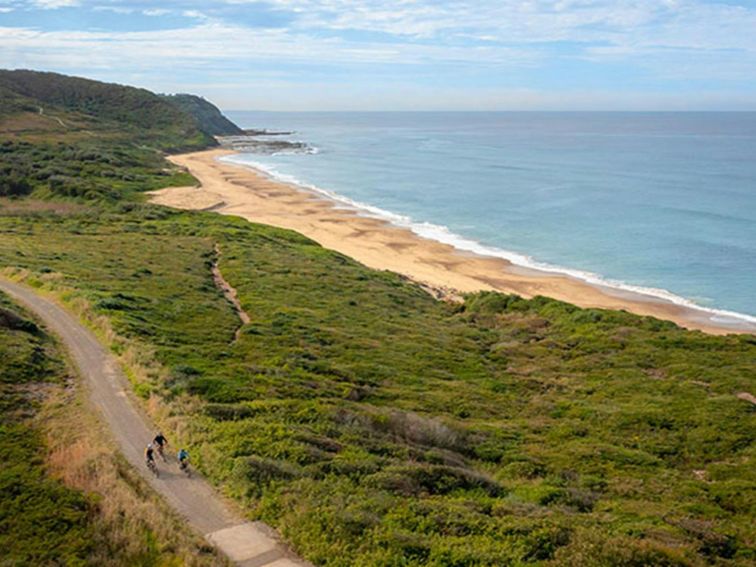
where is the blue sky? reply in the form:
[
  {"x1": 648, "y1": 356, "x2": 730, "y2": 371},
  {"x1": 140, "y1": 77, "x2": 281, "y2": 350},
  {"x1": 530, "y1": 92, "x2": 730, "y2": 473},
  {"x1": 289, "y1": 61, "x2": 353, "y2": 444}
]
[{"x1": 1, "y1": 0, "x2": 755, "y2": 110}]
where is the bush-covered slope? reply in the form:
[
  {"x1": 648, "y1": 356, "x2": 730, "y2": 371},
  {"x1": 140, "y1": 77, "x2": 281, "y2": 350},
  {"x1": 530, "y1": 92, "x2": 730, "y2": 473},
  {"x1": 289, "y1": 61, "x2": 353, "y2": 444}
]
[
  {"x1": 162, "y1": 94, "x2": 243, "y2": 136},
  {"x1": 0, "y1": 291, "x2": 226, "y2": 566},
  {"x1": 0, "y1": 139, "x2": 196, "y2": 200},
  {"x1": 1, "y1": 201, "x2": 753, "y2": 566},
  {"x1": 0, "y1": 70, "x2": 240, "y2": 200},
  {"x1": 0, "y1": 294, "x2": 94, "y2": 564},
  {"x1": 0, "y1": 69, "x2": 216, "y2": 151}
]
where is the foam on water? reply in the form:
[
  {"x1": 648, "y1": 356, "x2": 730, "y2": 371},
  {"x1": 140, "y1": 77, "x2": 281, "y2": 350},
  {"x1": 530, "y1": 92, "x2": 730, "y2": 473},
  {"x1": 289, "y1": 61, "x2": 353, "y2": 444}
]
[{"x1": 221, "y1": 153, "x2": 756, "y2": 329}]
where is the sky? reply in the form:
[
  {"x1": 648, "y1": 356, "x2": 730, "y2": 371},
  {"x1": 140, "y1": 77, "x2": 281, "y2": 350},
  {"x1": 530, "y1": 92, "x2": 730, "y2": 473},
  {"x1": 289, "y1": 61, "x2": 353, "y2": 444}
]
[{"x1": 1, "y1": 0, "x2": 755, "y2": 110}]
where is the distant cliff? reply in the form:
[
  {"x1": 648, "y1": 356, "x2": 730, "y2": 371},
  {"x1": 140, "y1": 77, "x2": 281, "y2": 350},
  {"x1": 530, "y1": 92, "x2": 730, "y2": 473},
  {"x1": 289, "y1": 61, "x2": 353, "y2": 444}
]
[
  {"x1": 161, "y1": 94, "x2": 243, "y2": 136},
  {"x1": 0, "y1": 69, "x2": 242, "y2": 151},
  {"x1": 0, "y1": 69, "x2": 242, "y2": 200}
]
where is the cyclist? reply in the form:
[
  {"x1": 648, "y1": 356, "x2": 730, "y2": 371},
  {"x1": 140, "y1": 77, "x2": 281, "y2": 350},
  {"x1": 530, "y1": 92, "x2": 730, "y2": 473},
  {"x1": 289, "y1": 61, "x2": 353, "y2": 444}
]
[
  {"x1": 145, "y1": 443, "x2": 157, "y2": 473},
  {"x1": 177, "y1": 448, "x2": 190, "y2": 476},
  {"x1": 153, "y1": 432, "x2": 168, "y2": 461}
]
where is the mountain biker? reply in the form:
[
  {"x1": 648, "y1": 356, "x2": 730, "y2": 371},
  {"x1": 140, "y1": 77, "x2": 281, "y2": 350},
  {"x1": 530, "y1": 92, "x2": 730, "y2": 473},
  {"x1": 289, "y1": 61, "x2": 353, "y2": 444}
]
[
  {"x1": 153, "y1": 432, "x2": 168, "y2": 460},
  {"x1": 145, "y1": 443, "x2": 156, "y2": 465},
  {"x1": 177, "y1": 448, "x2": 190, "y2": 475},
  {"x1": 177, "y1": 448, "x2": 189, "y2": 466}
]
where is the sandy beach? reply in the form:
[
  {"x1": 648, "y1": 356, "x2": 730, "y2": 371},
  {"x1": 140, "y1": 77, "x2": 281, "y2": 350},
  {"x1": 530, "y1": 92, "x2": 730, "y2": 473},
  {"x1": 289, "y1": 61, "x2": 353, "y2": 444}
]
[{"x1": 151, "y1": 149, "x2": 755, "y2": 335}]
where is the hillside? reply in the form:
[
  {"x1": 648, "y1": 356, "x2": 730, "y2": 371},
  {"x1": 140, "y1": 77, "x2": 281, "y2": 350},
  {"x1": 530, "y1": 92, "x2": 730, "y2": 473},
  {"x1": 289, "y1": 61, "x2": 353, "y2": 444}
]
[
  {"x1": 2, "y1": 201, "x2": 754, "y2": 565},
  {"x1": 0, "y1": 291, "x2": 226, "y2": 565},
  {"x1": 0, "y1": 70, "x2": 242, "y2": 201},
  {"x1": 162, "y1": 94, "x2": 243, "y2": 136},
  {"x1": 0, "y1": 69, "x2": 215, "y2": 151},
  {"x1": 1, "y1": 71, "x2": 754, "y2": 566}
]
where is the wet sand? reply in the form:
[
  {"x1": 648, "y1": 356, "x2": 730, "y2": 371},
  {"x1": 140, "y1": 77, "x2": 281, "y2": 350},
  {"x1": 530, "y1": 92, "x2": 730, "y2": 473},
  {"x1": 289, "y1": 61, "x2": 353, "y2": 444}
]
[{"x1": 150, "y1": 149, "x2": 755, "y2": 336}]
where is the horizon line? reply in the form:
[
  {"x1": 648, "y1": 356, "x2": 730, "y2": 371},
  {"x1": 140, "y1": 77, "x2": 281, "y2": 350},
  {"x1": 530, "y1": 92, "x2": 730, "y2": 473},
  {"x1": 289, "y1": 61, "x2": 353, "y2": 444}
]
[{"x1": 223, "y1": 108, "x2": 756, "y2": 113}]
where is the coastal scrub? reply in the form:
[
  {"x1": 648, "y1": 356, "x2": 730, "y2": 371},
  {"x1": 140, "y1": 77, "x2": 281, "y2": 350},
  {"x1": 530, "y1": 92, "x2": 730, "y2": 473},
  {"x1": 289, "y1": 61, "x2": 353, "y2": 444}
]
[{"x1": 1, "y1": 204, "x2": 753, "y2": 565}]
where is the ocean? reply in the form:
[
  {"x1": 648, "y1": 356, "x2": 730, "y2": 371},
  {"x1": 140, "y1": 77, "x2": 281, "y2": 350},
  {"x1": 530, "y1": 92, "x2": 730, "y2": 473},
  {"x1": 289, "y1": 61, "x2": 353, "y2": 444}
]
[{"x1": 225, "y1": 111, "x2": 756, "y2": 324}]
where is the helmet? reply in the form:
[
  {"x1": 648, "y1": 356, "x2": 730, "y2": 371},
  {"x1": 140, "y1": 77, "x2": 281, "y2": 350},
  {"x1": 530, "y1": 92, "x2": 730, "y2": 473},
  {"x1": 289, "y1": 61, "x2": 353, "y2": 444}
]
[{"x1": 147, "y1": 443, "x2": 153, "y2": 449}]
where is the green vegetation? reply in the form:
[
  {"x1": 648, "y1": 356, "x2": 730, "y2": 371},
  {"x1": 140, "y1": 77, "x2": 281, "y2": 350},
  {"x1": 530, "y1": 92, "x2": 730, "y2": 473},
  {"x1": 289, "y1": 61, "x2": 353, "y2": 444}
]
[
  {"x1": 0, "y1": 293, "x2": 94, "y2": 564},
  {"x1": 1, "y1": 70, "x2": 753, "y2": 565},
  {"x1": 161, "y1": 94, "x2": 243, "y2": 136},
  {"x1": 1, "y1": 202, "x2": 753, "y2": 566},
  {"x1": 0, "y1": 69, "x2": 216, "y2": 151},
  {"x1": 0, "y1": 292, "x2": 225, "y2": 566},
  {"x1": 0, "y1": 69, "x2": 235, "y2": 201},
  {"x1": 1, "y1": 139, "x2": 196, "y2": 200},
  {"x1": 0, "y1": 70, "x2": 235, "y2": 565}
]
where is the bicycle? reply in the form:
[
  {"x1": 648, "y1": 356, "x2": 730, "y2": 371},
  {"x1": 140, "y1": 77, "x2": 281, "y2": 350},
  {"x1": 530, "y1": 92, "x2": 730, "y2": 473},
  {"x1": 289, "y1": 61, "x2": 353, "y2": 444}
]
[
  {"x1": 146, "y1": 458, "x2": 159, "y2": 478},
  {"x1": 179, "y1": 459, "x2": 191, "y2": 478},
  {"x1": 156, "y1": 443, "x2": 167, "y2": 462}
]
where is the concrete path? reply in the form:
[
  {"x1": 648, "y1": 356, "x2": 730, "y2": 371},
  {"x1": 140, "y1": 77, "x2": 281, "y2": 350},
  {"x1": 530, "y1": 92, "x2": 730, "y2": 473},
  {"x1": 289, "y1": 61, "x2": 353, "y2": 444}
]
[{"x1": 0, "y1": 279, "x2": 310, "y2": 567}]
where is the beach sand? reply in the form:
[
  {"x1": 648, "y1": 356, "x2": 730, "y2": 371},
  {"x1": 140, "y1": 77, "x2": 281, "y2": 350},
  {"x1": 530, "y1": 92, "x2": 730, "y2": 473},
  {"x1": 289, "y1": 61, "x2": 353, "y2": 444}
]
[{"x1": 151, "y1": 149, "x2": 755, "y2": 336}]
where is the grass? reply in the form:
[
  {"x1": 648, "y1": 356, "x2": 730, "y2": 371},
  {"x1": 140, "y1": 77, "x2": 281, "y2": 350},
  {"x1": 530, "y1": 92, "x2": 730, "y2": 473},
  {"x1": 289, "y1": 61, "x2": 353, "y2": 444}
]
[
  {"x1": 0, "y1": 69, "x2": 216, "y2": 152},
  {"x1": 1, "y1": 139, "x2": 196, "y2": 200},
  {"x1": 0, "y1": 291, "x2": 227, "y2": 566},
  {"x1": 1, "y1": 70, "x2": 753, "y2": 565},
  {"x1": 0, "y1": 71, "x2": 229, "y2": 565},
  {"x1": 0, "y1": 293, "x2": 92, "y2": 564},
  {"x1": 2, "y1": 202, "x2": 754, "y2": 566}
]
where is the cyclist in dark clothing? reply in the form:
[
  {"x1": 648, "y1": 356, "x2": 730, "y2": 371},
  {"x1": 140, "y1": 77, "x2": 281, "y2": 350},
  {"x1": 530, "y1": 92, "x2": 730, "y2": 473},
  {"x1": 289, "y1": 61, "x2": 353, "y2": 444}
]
[
  {"x1": 153, "y1": 432, "x2": 168, "y2": 461},
  {"x1": 145, "y1": 443, "x2": 155, "y2": 462},
  {"x1": 145, "y1": 443, "x2": 158, "y2": 476}
]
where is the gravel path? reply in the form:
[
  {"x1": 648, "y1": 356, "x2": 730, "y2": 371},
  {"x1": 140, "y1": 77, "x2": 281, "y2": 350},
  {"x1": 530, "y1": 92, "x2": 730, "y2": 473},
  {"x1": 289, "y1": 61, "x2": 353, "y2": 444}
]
[{"x1": 0, "y1": 278, "x2": 310, "y2": 567}]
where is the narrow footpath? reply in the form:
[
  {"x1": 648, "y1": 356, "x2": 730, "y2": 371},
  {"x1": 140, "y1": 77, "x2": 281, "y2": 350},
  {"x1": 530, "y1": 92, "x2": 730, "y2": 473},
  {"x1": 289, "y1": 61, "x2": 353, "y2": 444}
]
[
  {"x1": 0, "y1": 279, "x2": 310, "y2": 567},
  {"x1": 212, "y1": 243, "x2": 251, "y2": 343}
]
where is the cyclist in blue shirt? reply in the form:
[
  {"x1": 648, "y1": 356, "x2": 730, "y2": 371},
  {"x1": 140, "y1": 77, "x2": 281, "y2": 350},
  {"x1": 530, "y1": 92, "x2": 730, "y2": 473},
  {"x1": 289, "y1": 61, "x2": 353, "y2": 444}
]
[{"x1": 177, "y1": 448, "x2": 190, "y2": 475}]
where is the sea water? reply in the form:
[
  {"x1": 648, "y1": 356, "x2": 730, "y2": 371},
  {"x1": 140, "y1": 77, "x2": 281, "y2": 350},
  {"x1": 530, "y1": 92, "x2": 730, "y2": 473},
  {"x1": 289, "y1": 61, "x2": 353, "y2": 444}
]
[{"x1": 225, "y1": 111, "x2": 756, "y2": 323}]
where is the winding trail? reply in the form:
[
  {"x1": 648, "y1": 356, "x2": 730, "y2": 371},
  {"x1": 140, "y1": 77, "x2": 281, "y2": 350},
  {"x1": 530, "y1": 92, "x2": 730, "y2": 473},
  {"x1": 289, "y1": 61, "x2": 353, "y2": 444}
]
[
  {"x1": 0, "y1": 278, "x2": 310, "y2": 567},
  {"x1": 212, "y1": 244, "x2": 251, "y2": 342},
  {"x1": 38, "y1": 106, "x2": 67, "y2": 128}
]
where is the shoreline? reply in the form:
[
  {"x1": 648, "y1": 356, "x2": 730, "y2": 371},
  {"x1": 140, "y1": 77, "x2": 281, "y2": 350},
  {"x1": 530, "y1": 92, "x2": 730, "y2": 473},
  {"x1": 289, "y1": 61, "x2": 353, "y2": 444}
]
[
  {"x1": 220, "y1": 152, "x2": 756, "y2": 329},
  {"x1": 153, "y1": 149, "x2": 755, "y2": 336}
]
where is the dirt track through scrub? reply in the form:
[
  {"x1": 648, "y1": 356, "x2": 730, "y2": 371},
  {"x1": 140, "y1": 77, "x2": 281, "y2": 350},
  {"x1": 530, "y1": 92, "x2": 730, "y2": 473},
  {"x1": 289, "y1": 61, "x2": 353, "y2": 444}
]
[
  {"x1": 212, "y1": 244, "x2": 250, "y2": 342},
  {"x1": 0, "y1": 278, "x2": 309, "y2": 567}
]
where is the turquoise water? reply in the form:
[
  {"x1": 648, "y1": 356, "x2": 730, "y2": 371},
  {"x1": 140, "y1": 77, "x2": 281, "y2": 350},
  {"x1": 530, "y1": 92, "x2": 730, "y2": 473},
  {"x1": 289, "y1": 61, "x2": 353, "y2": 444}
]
[{"x1": 225, "y1": 111, "x2": 756, "y2": 323}]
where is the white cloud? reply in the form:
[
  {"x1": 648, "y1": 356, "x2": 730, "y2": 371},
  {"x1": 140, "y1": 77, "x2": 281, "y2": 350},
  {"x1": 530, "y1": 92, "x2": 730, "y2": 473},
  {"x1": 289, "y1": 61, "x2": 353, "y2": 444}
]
[
  {"x1": 249, "y1": 0, "x2": 756, "y2": 54},
  {"x1": 12, "y1": 1, "x2": 756, "y2": 56},
  {"x1": 1, "y1": 0, "x2": 754, "y2": 109},
  {"x1": 0, "y1": 23, "x2": 536, "y2": 68},
  {"x1": 1, "y1": 1, "x2": 754, "y2": 78},
  {"x1": 181, "y1": 9, "x2": 209, "y2": 20},
  {"x1": 93, "y1": 5, "x2": 134, "y2": 14},
  {"x1": 31, "y1": 0, "x2": 79, "y2": 8},
  {"x1": 143, "y1": 8, "x2": 170, "y2": 16}
]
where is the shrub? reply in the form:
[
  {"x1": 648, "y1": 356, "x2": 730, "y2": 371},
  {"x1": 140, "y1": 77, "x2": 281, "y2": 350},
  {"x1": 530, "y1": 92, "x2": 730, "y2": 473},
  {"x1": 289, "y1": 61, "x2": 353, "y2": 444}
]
[
  {"x1": 0, "y1": 307, "x2": 39, "y2": 333},
  {"x1": 235, "y1": 455, "x2": 302, "y2": 493},
  {"x1": 0, "y1": 174, "x2": 31, "y2": 197},
  {"x1": 366, "y1": 464, "x2": 503, "y2": 497}
]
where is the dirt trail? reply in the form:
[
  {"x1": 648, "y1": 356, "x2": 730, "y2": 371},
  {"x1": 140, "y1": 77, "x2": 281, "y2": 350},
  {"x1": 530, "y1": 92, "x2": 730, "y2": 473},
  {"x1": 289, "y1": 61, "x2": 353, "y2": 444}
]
[
  {"x1": 38, "y1": 106, "x2": 67, "y2": 128},
  {"x1": 0, "y1": 278, "x2": 310, "y2": 567},
  {"x1": 212, "y1": 244, "x2": 251, "y2": 342}
]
